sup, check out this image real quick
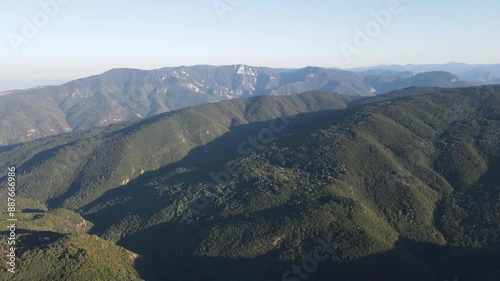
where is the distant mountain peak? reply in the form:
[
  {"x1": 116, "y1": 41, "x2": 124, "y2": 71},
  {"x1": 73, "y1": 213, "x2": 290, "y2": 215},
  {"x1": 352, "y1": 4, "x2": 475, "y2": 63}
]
[{"x1": 234, "y1": 64, "x2": 256, "y2": 76}]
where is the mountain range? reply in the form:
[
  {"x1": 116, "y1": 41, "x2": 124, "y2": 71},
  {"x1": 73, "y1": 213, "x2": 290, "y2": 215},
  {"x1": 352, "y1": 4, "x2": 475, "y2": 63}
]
[
  {"x1": 1, "y1": 86, "x2": 499, "y2": 280},
  {"x1": 0, "y1": 65, "x2": 472, "y2": 146},
  {"x1": 349, "y1": 62, "x2": 500, "y2": 84}
]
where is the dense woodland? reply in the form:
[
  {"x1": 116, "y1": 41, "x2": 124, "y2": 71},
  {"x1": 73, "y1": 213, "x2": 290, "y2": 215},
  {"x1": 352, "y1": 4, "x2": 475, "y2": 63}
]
[{"x1": 0, "y1": 86, "x2": 499, "y2": 280}]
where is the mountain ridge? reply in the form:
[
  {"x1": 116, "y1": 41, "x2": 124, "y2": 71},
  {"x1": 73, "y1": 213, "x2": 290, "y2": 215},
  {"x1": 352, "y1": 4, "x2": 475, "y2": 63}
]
[
  {"x1": 349, "y1": 63, "x2": 500, "y2": 84},
  {"x1": 1, "y1": 86, "x2": 499, "y2": 280},
  {"x1": 0, "y1": 65, "x2": 479, "y2": 146}
]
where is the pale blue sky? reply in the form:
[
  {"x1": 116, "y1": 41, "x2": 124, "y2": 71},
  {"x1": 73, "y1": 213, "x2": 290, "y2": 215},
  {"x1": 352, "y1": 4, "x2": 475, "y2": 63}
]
[{"x1": 1, "y1": 0, "x2": 499, "y2": 80}]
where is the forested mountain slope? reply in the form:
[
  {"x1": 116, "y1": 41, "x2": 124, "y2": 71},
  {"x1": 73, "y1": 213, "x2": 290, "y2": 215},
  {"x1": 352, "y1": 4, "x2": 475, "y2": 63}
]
[{"x1": 1, "y1": 86, "x2": 499, "y2": 280}]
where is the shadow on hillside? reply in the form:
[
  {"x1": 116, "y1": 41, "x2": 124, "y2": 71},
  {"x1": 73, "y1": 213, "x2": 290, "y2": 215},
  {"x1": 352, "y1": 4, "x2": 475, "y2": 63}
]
[
  {"x1": 82, "y1": 108, "x2": 356, "y2": 232},
  {"x1": 21, "y1": 208, "x2": 46, "y2": 213},
  {"x1": 116, "y1": 219, "x2": 500, "y2": 281},
  {"x1": 0, "y1": 230, "x2": 64, "y2": 256},
  {"x1": 0, "y1": 143, "x2": 20, "y2": 153},
  {"x1": 479, "y1": 157, "x2": 500, "y2": 186},
  {"x1": 75, "y1": 101, "x2": 500, "y2": 281},
  {"x1": 16, "y1": 142, "x2": 77, "y2": 173}
]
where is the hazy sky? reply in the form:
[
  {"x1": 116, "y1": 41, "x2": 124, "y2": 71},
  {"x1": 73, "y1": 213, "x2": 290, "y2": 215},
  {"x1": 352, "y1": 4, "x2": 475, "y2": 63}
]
[{"x1": 1, "y1": 0, "x2": 500, "y2": 80}]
